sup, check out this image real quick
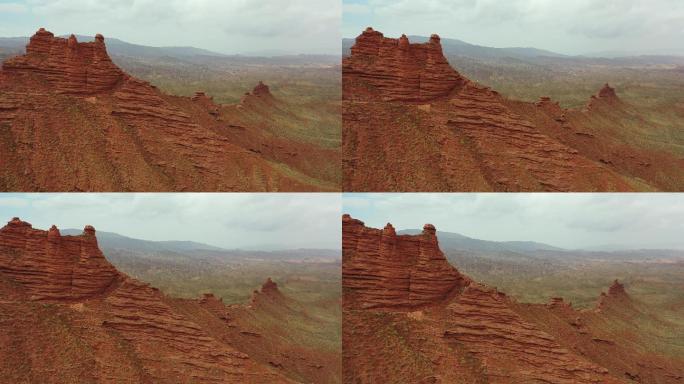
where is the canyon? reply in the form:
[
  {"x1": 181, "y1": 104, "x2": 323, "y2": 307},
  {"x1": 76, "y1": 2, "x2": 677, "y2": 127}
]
[
  {"x1": 342, "y1": 214, "x2": 684, "y2": 383},
  {"x1": 0, "y1": 28, "x2": 339, "y2": 191},
  {"x1": 343, "y1": 28, "x2": 684, "y2": 191},
  {"x1": 0, "y1": 217, "x2": 339, "y2": 383}
]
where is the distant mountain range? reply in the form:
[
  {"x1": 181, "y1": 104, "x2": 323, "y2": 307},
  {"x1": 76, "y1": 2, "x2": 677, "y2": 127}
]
[
  {"x1": 60, "y1": 229, "x2": 340, "y2": 261},
  {"x1": 397, "y1": 229, "x2": 563, "y2": 253},
  {"x1": 61, "y1": 229, "x2": 225, "y2": 253}
]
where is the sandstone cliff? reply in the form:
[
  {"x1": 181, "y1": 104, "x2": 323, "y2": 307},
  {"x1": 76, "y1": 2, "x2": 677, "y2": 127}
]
[
  {"x1": 0, "y1": 218, "x2": 296, "y2": 383},
  {"x1": 342, "y1": 215, "x2": 682, "y2": 383},
  {"x1": 343, "y1": 28, "x2": 684, "y2": 191},
  {"x1": 0, "y1": 28, "x2": 339, "y2": 192}
]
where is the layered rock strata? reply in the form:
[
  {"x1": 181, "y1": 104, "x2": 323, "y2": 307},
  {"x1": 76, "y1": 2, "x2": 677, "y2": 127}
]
[
  {"x1": 2, "y1": 28, "x2": 123, "y2": 94},
  {"x1": 343, "y1": 27, "x2": 467, "y2": 102},
  {"x1": 342, "y1": 215, "x2": 627, "y2": 383},
  {"x1": 0, "y1": 218, "x2": 293, "y2": 383},
  {"x1": 342, "y1": 214, "x2": 469, "y2": 310}
]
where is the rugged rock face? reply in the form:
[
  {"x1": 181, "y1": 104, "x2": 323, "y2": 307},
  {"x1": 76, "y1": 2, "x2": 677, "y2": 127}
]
[
  {"x1": 2, "y1": 28, "x2": 124, "y2": 94},
  {"x1": 342, "y1": 214, "x2": 469, "y2": 310},
  {"x1": 607, "y1": 279, "x2": 626, "y2": 296},
  {"x1": 190, "y1": 277, "x2": 342, "y2": 384},
  {"x1": 443, "y1": 283, "x2": 613, "y2": 383},
  {"x1": 598, "y1": 83, "x2": 618, "y2": 99},
  {"x1": 587, "y1": 83, "x2": 620, "y2": 110},
  {"x1": 0, "y1": 218, "x2": 295, "y2": 383},
  {"x1": 342, "y1": 215, "x2": 657, "y2": 383},
  {"x1": 0, "y1": 217, "x2": 120, "y2": 301},
  {"x1": 342, "y1": 28, "x2": 683, "y2": 192},
  {"x1": 252, "y1": 81, "x2": 272, "y2": 97},
  {"x1": 0, "y1": 28, "x2": 339, "y2": 192},
  {"x1": 240, "y1": 81, "x2": 276, "y2": 107},
  {"x1": 343, "y1": 28, "x2": 467, "y2": 102}
]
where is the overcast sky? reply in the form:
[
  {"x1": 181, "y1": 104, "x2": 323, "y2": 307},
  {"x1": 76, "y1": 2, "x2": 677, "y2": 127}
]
[
  {"x1": 343, "y1": 194, "x2": 684, "y2": 250},
  {"x1": 343, "y1": 0, "x2": 684, "y2": 56},
  {"x1": 0, "y1": 0, "x2": 341, "y2": 55},
  {"x1": 0, "y1": 193, "x2": 341, "y2": 250}
]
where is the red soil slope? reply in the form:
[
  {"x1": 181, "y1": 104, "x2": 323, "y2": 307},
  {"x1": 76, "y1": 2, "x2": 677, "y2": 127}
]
[
  {"x1": 343, "y1": 28, "x2": 683, "y2": 191},
  {"x1": 0, "y1": 218, "x2": 332, "y2": 383},
  {"x1": 342, "y1": 215, "x2": 684, "y2": 383},
  {"x1": 0, "y1": 28, "x2": 339, "y2": 191}
]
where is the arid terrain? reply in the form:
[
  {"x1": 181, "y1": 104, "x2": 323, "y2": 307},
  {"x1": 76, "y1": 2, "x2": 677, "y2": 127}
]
[
  {"x1": 0, "y1": 29, "x2": 340, "y2": 191},
  {"x1": 342, "y1": 214, "x2": 684, "y2": 383},
  {"x1": 342, "y1": 29, "x2": 684, "y2": 191},
  {"x1": 0, "y1": 218, "x2": 341, "y2": 383}
]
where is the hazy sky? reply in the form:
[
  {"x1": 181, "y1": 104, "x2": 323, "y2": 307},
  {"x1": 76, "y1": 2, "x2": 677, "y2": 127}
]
[
  {"x1": 0, "y1": 0, "x2": 341, "y2": 55},
  {"x1": 343, "y1": 194, "x2": 684, "y2": 250},
  {"x1": 0, "y1": 193, "x2": 341, "y2": 250},
  {"x1": 343, "y1": 0, "x2": 684, "y2": 55}
]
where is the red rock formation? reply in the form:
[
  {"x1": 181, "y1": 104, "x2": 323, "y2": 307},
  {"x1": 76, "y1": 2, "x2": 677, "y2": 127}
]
[
  {"x1": 0, "y1": 217, "x2": 120, "y2": 301},
  {"x1": 0, "y1": 28, "x2": 339, "y2": 192},
  {"x1": 598, "y1": 83, "x2": 618, "y2": 99},
  {"x1": 2, "y1": 28, "x2": 124, "y2": 95},
  {"x1": 607, "y1": 279, "x2": 626, "y2": 296},
  {"x1": 586, "y1": 83, "x2": 620, "y2": 110},
  {"x1": 249, "y1": 277, "x2": 286, "y2": 309},
  {"x1": 0, "y1": 218, "x2": 294, "y2": 383},
  {"x1": 343, "y1": 215, "x2": 632, "y2": 383},
  {"x1": 443, "y1": 283, "x2": 613, "y2": 383},
  {"x1": 240, "y1": 81, "x2": 276, "y2": 107},
  {"x1": 343, "y1": 28, "x2": 467, "y2": 102},
  {"x1": 342, "y1": 28, "x2": 640, "y2": 192},
  {"x1": 191, "y1": 91, "x2": 220, "y2": 117},
  {"x1": 342, "y1": 214, "x2": 469, "y2": 310},
  {"x1": 252, "y1": 81, "x2": 272, "y2": 97}
]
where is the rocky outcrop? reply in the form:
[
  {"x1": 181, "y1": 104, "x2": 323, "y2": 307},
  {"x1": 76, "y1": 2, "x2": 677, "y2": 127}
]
[
  {"x1": 342, "y1": 214, "x2": 469, "y2": 310},
  {"x1": 252, "y1": 81, "x2": 272, "y2": 97},
  {"x1": 250, "y1": 277, "x2": 286, "y2": 308},
  {"x1": 0, "y1": 217, "x2": 121, "y2": 301},
  {"x1": 607, "y1": 279, "x2": 626, "y2": 296},
  {"x1": 343, "y1": 214, "x2": 628, "y2": 383},
  {"x1": 343, "y1": 28, "x2": 467, "y2": 102},
  {"x1": 2, "y1": 28, "x2": 124, "y2": 95},
  {"x1": 191, "y1": 91, "x2": 220, "y2": 117},
  {"x1": 342, "y1": 28, "x2": 637, "y2": 192},
  {"x1": 0, "y1": 219, "x2": 294, "y2": 383},
  {"x1": 0, "y1": 28, "x2": 339, "y2": 192},
  {"x1": 443, "y1": 283, "x2": 614, "y2": 383},
  {"x1": 596, "y1": 279, "x2": 630, "y2": 311},
  {"x1": 102, "y1": 278, "x2": 290, "y2": 383},
  {"x1": 587, "y1": 83, "x2": 620, "y2": 110},
  {"x1": 240, "y1": 81, "x2": 275, "y2": 106}
]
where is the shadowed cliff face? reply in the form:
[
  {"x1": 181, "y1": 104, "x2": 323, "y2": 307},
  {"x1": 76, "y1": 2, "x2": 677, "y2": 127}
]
[
  {"x1": 0, "y1": 28, "x2": 340, "y2": 192},
  {"x1": 0, "y1": 218, "x2": 321, "y2": 383},
  {"x1": 342, "y1": 28, "x2": 684, "y2": 192},
  {"x1": 342, "y1": 215, "x2": 683, "y2": 384}
]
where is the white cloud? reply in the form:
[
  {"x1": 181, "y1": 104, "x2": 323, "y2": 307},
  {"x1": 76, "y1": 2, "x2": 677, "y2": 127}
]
[
  {"x1": 343, "y1": 3, "x2": 371, "y2": 14},
  {"x1": 0, "y1": 2, "x2": 28, "y2": 13}
]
